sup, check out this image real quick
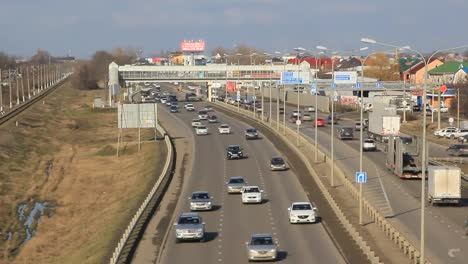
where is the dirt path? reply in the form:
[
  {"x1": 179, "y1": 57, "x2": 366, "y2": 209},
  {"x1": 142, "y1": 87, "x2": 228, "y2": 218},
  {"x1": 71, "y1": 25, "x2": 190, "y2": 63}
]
[{"x1": 0, "y1": 82, "x2": 165, "y2": 264}]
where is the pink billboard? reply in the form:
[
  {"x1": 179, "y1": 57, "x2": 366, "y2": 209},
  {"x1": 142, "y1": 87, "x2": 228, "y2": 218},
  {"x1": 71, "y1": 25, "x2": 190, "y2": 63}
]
[{"x1": 180, "y1": 41, "x2": 206, "y2": 52}]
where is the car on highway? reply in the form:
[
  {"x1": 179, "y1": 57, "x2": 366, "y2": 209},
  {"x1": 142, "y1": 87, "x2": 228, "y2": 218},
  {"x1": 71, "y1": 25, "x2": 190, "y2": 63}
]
[
  {"x1": 315, "y1": 118, "x2": 325, "y2": 127},
  {"x1": 431, "y1": 106, "x2": 449, "y2": 113},
  {"x1": 396, "y1": 105, "x2": 411, "y2": 112},
  {"x1": 302, "y1": 113, "x2": 313, "y2": 121},
  {"x1": 189, "y1": 191, "x2": 213, "y2": 211},
  {"x1": 354, "y1": 122, "x2": 364, "y2": 131},
  {"x1": 326, "y1": 113, "x2": 339, "y2": 124},
  {"x1": 241, "y1": 186, "x2": 263, "y2": 204},
  {"x1": 170, "y1": 105, "x2": 179, "y2": 113},
  {"x1": 446, "y1": 144, "x2": 468, "y2": 156},
  {"x1": 198, "y1": 110, "x2": 208, "y2": 120},
  {"x1": 288, "y1": 202, "x2": 317, "y2": 224},
  {"x1": 204, "y1": 106, "x2": 213, "y2": 112},
  {"x1": 191, "y1": 119, "x2": 202, "y2": 128},
  {"x1": 458, "y1": 134, "x2": 468, "y2": 143},
  {"x1": 160, "y1": 97, "x2": 167, "y2": 104},
  {"x1": 363, "y1": 139, "x2": 377, "y2": 151},
  {"x1": 445, "y1": 128, "x2": 468, "y2": 139},
  {"x1": 304, "y1": 106, "x2": 315, "y2": 112},
  {"x1": 226, "y1": 145, "x2": 244, "y2": 159},
  {"x1": 291, "y1": 110, "x2": 302, "y2": 118},
  {"x1": 218, "y1": 124, "x2": 231, "y2": 134},
  {"x1": 434, "y1": 127, "x2": 457, "y2": 138},
  {"x1": 289, "y1": 115, "x2": 300, "y2": 123},
  {"x1": 185, "y1": 103, "x2": 195, "y2": 111},
  {"x1": 412, "y1": 105, "x2": 422, "y2": 111},
  {"x1": 174, "y1": 213, "x2": 205, "y2": 242},
  {"x1": 245, "y1": 233, "x2": 278, "y2": 261},
  {"x1": 270, "y1": 156, "x2": 287, "y2": 171},
  {"x1": 226, "y1": 176, "x2": 247, "y2": 194},
  {"x1": 245, "y1": 128, "x2": 259, "y2": 140},
  {"x1": 279, "y1": 107, "x2": 285, "y2": 114},
  {"x1": 195, "y1": 125, "x2": 208, "y2": 135},
  {"x1": 208, "y1": 115, "x2": 218, "y2": 123}
]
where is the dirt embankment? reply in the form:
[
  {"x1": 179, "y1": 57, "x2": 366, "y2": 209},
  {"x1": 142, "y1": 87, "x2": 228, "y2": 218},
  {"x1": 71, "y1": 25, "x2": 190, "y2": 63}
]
[{"x1": 0, "y1": 82, "x2": 164, "y2": 264}]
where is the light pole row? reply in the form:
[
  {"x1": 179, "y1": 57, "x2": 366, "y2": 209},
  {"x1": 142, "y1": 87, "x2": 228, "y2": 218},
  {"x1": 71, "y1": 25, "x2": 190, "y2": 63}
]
[{"x1": 0, "y1": 63, "x2": 69, "y2": 114}]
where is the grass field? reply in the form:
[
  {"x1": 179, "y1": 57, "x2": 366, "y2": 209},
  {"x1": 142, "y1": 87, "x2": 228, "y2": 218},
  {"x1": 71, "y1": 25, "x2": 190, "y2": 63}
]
[{"x1": 0, "y1": 81, "x2": 165, "y2": 263}]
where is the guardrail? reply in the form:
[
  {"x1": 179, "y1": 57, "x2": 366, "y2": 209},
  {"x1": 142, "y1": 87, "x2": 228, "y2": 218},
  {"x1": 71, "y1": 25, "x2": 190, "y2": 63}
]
[
  {"x1": 213, "y1": 101, "x2": 431, "y2": 264},
  {"x1": 0, "y1": 73, "x2": 72, "y2": 126},
  {"x1": 109, "y1": 124, "x2": 175, "y2": 264}
]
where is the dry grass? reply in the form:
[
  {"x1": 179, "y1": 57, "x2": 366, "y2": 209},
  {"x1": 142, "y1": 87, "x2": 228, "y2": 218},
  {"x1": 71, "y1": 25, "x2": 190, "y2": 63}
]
[{"x1": 0, "y1": 81, "x2": 164, "y2": 264}]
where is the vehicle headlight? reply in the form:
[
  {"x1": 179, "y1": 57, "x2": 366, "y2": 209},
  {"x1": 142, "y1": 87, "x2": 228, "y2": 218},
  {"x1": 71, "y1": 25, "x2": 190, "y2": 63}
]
[
  {"x1": 239, "y1": 151, "x2": 243, "y2": 154},
  {"x1": 269, "y1": 249, "x2": 276, "y2": 252},
  {"x1": 196, "y1": 228, "x2": 203, "y2": 233}
]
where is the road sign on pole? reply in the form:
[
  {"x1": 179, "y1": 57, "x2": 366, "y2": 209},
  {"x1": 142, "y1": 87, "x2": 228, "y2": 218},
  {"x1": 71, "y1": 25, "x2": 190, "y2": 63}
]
[
  {"x1": 376, "y1": 82, "x2": 382, "y2": 88},
  {"x1": 331, "y1": 83, "x2": 337, "y2": 88},
  {"x1": 296, "y1": 119, "x2": 301, "y2": 126},
  {"x1": 310, "y1": 83, "x2": 317, "y2": 95},
  {"x1": 236, "y1": 91, "x2": 241, "y2": 101},
  {"x1": 355, "y1": 172, "x2": 367, "y2": 183},
  {"x1": 356, "y1": 82, "x2": 362, "y2": 88}
]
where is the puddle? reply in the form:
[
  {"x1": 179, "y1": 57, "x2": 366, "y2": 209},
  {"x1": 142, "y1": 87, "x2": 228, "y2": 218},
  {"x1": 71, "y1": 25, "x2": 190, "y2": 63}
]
[{"x1": 14, "y1": 200, "x2": 54, "y2": 244}]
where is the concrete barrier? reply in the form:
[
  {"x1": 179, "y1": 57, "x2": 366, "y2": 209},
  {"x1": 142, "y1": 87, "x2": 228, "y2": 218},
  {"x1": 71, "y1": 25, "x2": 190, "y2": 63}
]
[{"x1": 109, "y1": 124, "x2": 174, "y2": 264}]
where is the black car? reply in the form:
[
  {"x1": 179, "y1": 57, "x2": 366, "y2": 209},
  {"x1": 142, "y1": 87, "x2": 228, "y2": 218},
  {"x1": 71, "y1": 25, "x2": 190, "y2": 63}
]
[
  {"x1": 245, "y1": 128, "x2": 259, "y2": 140},
  {"x1": 458, "y1": 134, "x2": 468, "y2": 143},
  {"x1": 226, "y1": 145, "x2": 244, "y2": 160},
  {"x1": 447, "y1": 144, "x2": 468, "y2": 156},
  {"x1": 412, "y1": 105, "x2": 421, "y2": 111},
  {"x1": 170, "y1": 105, "x2": 179, "y2": 113}
]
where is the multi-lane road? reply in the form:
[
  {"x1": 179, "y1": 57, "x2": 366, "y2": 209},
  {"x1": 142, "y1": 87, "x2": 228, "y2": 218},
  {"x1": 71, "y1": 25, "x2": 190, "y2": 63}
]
[
  {"x1": 153, "y1": 94, "x2": 347, "y2": 263},
  {"x1": 257, "y1": 97, "x2": 468, "y2": 263}
]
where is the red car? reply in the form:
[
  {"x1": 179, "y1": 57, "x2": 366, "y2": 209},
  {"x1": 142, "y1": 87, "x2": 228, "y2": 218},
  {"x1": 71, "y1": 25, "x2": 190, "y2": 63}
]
[{"x1": 315, "y1": 118, "x2": 325, "y2": 127}]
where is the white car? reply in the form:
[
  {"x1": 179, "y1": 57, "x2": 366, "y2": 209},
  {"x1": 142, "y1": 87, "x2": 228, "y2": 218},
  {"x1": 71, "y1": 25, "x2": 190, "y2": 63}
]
[
  {"x1": 291, "y1": 110, "x2": 302, "y2": 117},
  {"x1": 204, "y1": 106, "x2": 213, "y2": 112},
  {"x1": 241, "y1": 186, "x2": 263, "y2": 204},
  {"x1": 185, "y1": 103, "x2": 195, "y2": 111},
  {"x1": 288, "y1": 202, "x2": 317, "y2": 224},
  {"x1": 445, "y1": 128, "x2": 468, "y2": 139},
  {"x1": 304, "y1": 106, "x2": 315, "y2": 112},
  {"x1": 191, "y1": 119, "x2": 202, "y2": 127},
  {"x1": 434, "y1": 127, "x2": 457, "y2": 138},
  {"x1": 218, "y1": 124, "x2": 231, "y2": 134},
  {"x1": 363, "y1": 139, "x2": 377, "y2": 151},
  {"x1": 195, "y1": 125, "x2": 208, "y2": 135}
]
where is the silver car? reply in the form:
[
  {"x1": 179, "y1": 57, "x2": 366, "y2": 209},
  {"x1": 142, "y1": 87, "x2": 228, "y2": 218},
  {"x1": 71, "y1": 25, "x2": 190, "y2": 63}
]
[
  {"x1": 174, "y1": 213, "x2": 205, "y2": 242},
  {"x1": 270, "y1": 156, "x2": 287, "y2": 171},
  {"x1": 226, "y1": 176, "x2": 247, "y2": 194},
  {"x1": 189, "y1": 191, "x2": 213, "y2": 211},
  {"x1": 246, "y1": 233, "x2": 278, "y2": 261}
]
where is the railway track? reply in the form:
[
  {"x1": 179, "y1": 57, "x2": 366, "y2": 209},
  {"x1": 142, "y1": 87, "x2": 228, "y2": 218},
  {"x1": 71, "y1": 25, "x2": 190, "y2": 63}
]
[{"x1": 0, "y1": 73, "x2": 71, "y2": 126}]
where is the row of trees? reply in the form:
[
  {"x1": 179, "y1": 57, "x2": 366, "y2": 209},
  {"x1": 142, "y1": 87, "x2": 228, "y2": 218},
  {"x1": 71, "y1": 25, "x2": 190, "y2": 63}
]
[{"x1": 72, "y1": 48, "x2": 137, "y2": 90}]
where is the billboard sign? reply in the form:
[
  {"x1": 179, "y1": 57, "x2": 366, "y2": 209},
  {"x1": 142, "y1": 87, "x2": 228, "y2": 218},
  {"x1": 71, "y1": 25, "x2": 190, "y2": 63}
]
[
  {"x1": 333, "y1": 71, "x2": 358, "y2": 84},
  {"x1": 226, "y1": 81, "x2": 235, "y2": 92},
  {"x1": 118, "y1": 104, "x2": 157, "y2": 129},
  {"x1": 180, "y1": 41, "x2": 206, "y2": 52}
]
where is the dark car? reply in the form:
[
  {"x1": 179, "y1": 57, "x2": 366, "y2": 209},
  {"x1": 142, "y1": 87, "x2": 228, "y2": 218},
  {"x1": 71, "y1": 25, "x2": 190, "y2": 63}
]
[
  {"x1": 226, "y1": 145, "x2": 244, "y2": 160},
  {"x1": 170, "y1": 105, "x2": 179, "y2": 113},
  {"x1": 412, "y1": 105, "x2": 421, "y2": 111},
  {"x1": 447, "y1": 144, "x2": 468, "y2": 156},
  {"x1": 279, "y1": 107, "x2": 285, "y2": 114},
  {"x1": 245, "y1": 128, "x2": 259, "y2": 140},
  {"x1": 459, "y1": 134, "x2": 468, "y2": 143},
  {"x1": 326, "y1": 114, "x2": 338, "y2": 124}
]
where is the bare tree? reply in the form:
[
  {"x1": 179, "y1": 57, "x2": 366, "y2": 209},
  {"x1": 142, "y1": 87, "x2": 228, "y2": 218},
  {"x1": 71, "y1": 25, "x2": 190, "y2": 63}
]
[
  {"x1": 0, "y1": 51, "x2": 16, "y2": 68},
  {"x1": 364, "y1": 53, "x2": 400, "y2": 81}
]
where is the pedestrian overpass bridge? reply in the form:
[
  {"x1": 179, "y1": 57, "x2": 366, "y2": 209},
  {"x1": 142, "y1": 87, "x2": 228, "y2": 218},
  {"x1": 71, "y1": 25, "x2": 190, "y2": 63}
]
[{"x1": 108, "y1": 62, "x2": 313, "y2": 84}]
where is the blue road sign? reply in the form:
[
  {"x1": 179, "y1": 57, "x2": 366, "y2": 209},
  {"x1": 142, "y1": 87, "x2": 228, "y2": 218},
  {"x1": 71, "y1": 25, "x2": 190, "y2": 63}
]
[
  {"x1": 335, "y1": 74, "x2": 351, "y2": 81},
  {"x1": 310, "y1": 83, "x2": 317, "y2": 95},
  {"x1": 281, "y1": 72, "x2": 303, "y2": 84},
  {"x1": 376, "y1": 82, "x2": 382, "y2": 88},
  {"x1": 356, "y1": 82, "x2": 362, "y2": 88},
  {"x1": 355, "y1": 172, "x2": 367, "y2": 183},
  {"x1": 331, "y1": 83, "x2": 337, "y2": 88},
  {"x1": 236, "y1": 91, "x2": 241, "y2": 101}
]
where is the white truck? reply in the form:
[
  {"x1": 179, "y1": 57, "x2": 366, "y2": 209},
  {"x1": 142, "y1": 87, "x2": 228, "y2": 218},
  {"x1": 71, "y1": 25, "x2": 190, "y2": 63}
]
[
  {"x1": 428, "y1": 166, "x2": 461, "y2": 205},
  {"x1": 368, "y1": 104, "x2": 400, "y2": 142}
]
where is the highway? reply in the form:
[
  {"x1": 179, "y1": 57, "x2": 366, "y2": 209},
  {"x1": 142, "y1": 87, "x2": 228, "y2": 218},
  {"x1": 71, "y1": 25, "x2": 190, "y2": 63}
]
[
  {"x1": 255, "y1": 97, "x2": 468, "y2": 264},
  {"x1": 154, "y1": 88, "x2": 348, "y2": 263}
]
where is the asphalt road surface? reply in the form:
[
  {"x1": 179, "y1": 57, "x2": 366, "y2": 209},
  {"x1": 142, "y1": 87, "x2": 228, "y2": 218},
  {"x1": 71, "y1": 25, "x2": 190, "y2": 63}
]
[
  {"x1": 254, "y1": 97, "x2": 468, "y2": 264},
  {"x1": 155, "y1": 94, "x2": 347, "y2": 263}
]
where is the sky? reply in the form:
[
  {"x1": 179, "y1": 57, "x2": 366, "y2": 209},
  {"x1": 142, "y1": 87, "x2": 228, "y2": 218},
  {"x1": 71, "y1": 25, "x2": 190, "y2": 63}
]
[{"x1": 1, "y1": 0, "x2": 467, "y2": 59}]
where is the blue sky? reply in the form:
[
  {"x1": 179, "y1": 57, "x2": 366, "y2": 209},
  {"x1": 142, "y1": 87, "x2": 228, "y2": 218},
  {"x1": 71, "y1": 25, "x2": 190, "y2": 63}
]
[{"x1": 1, "y1": 0, "x2": 467, "y2": 58}]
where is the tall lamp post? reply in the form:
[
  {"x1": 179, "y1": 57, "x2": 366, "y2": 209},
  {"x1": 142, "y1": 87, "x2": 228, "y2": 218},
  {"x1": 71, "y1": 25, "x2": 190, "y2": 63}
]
[
  {"x1": 361, "y1": 37, "x2": 468, "y2": 263},
  {"x1": 236, "y1": 53, "x2": 243, "y2": 111},
  {"x1": 292, "y1": 49, "x2": 305, "y2": 146},
  {"x1": 274, "y1": 51, "x2": 283, "y2": 131},
  {"x1": 295, "y1": 47, "x2": 325, "y2": 163},
  {"x1": 223, "y1": 54, "x2": 229, "y2": 96},
  {"x1": 264, "y1": 53, "x2": 274, "y2": 125}
]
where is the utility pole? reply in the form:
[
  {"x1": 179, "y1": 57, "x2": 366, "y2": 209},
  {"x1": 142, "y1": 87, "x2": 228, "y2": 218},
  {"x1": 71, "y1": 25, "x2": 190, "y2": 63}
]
[
  {"x1": 16, "y1": 71, "x2": 20, "y2": 105},
  {"x1": 27, "y1": 67, "x2": 31, "y2": 99},
  {"x1": 0, "y1": 69, "x2": 3, "y2": 113},
  {"x1": 9, "y1": 70, "x2": 12, "y2": 108},
  {"x1": 21, "y1": 68, "x2": 25, "y2": 102}
]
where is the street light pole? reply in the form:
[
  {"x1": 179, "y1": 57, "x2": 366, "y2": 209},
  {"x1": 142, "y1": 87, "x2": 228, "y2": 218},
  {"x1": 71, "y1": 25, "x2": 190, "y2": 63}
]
[{"x1": 361, "y1": 38, "x2": 468, "y2": 263}]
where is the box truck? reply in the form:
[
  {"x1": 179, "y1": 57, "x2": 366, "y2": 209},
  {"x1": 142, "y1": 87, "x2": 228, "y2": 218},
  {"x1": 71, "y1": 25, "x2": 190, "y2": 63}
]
[{"x1": 428, "y1": 166, "x2": 461, "y2": 205}]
